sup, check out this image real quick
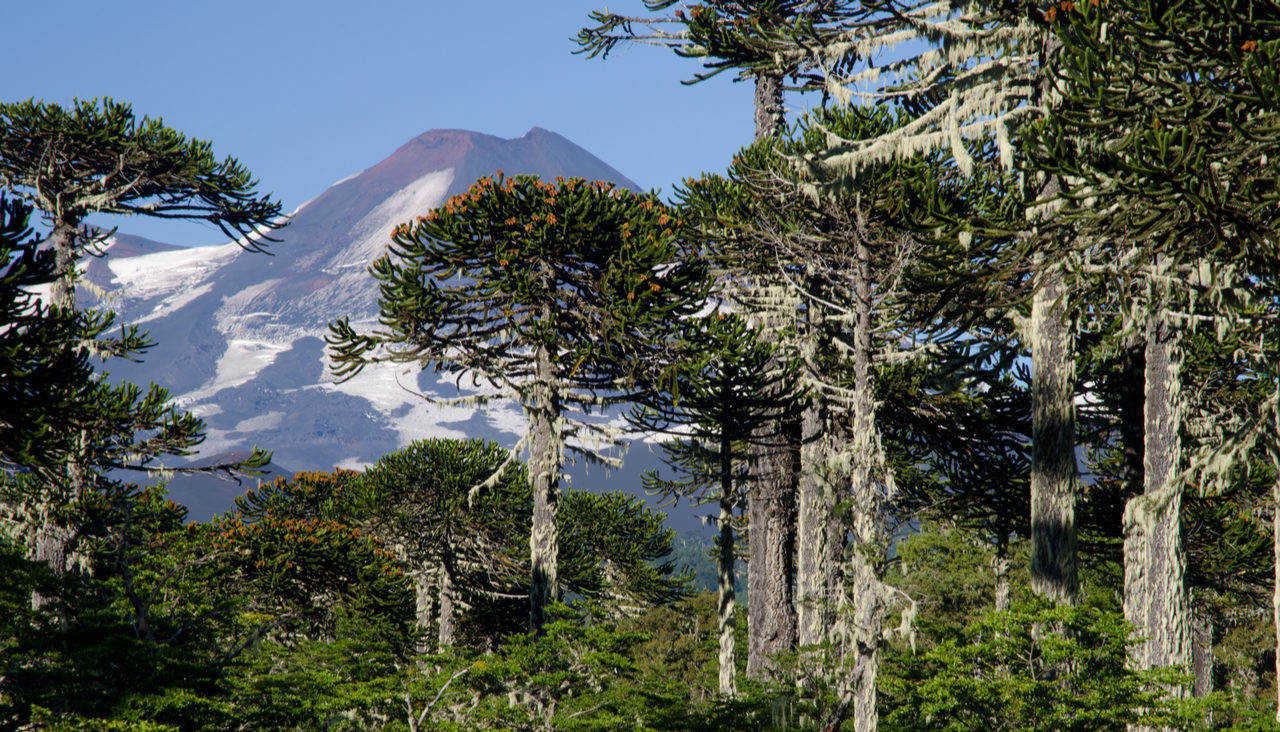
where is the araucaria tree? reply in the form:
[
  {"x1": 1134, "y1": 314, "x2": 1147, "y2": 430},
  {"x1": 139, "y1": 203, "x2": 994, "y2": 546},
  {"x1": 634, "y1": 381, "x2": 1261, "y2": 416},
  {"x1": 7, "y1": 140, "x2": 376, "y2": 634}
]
[
  {"x1": 328, "y1": 173, "x2": 707, "y2": 630},
  {"x1": 631, "y1": 311, "x2": 806, "y2": 696},
  {"x1": 1028, "y1": 0, "x2": 1280, "y2": 698},
  {"x1": 0, "y1": 97, "x2": 282, "y2": 595}
]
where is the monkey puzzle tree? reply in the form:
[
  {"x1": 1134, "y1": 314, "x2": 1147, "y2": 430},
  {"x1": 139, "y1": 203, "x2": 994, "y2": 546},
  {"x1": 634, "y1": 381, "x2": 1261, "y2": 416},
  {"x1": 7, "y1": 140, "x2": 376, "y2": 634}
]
[
  {"x1": 0, "y1": 196, "x2": 97, "y2": 470},
  {"x1": 0, "y1": 98, "x2": 284, "y2": 309},
  {"x1": 328, "y1": 173, "x2": 708, "y2": 631},
  {"x1": 631, "y1": 311, "x2": 806, "y2": 696},
  {"x1": 0, "y1": 98, "x2": 282, "y2": 593},
  {"x1": 1027, "y1": 0, "x2": 1280, "y2": 701}
]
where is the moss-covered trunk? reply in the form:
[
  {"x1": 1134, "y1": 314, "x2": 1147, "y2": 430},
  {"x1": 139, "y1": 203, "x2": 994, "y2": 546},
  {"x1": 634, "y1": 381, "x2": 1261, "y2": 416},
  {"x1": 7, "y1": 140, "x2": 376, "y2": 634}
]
[
  {"x1": 438, "y1": 561, "x2": 456, "y2": 649},
  {"x1": 718, "y1": 440, "x2": 738, "y2": 697},
  {"x1": 797, "y1": 402, "x2": 829, "y2": 648},
  {"x1": 31, "y1": 219, "x2": 83, "y2": 611},
  {"x1": 1123, "y1": 302, "x2": 1191, "y2": 702},
  {"x1": 845, "y1": 233, "x2": 884, "y2": 732},
  {"x1": 1029, "y1": 265, "x2": 1079, "y2": 604},
  {"x1": 528, "y1": 342, "x2": 561, "y2": 632}
]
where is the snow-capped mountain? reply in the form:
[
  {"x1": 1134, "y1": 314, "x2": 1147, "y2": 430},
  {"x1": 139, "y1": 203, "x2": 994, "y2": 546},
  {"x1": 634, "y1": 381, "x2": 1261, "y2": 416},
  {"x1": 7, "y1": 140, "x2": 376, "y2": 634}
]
[{"x1": 84, "y1": 127, "x2": 688, "y2": 525}]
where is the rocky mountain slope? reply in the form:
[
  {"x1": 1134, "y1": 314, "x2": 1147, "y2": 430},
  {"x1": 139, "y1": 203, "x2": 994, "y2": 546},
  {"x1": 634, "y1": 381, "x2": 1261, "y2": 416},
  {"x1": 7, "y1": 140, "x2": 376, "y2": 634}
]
[{"x1": 84, "y1": 128, "x2": 691, "y2": 526}]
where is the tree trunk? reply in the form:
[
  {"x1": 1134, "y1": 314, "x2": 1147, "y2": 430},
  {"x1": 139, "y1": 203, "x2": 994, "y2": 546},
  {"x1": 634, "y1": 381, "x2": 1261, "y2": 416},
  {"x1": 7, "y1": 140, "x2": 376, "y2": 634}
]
[
  {"x1": 1123, "y1": 304, "x2": 1191, "y2": 701},
  {"x1": 718, "y1": 470, "x2": 738, "y2": 697},
  {"x1": 1191, "y1": 610, "x2": 1213, "y2": 698},
  {"x1": 438, "y1": 562, "x2": 456, "y2": 649},
  {"x1": 844, "y1": 231, "x2": 885, "y2": 732},
  {"x1": 1272, "y1": 396, "x2": 1279, "y2": 723},
  {"x1": 754, "y1": 72, "x2": 785, "y2": 141},
  {"x1": 49, "y1": 219, "x2": 78, "y2": 311},
  {"x1": 746, "y1": 425, "x2": 798, "y2": 679},
  {"x1": 413, "y1": 565, "x2": 437, "y2": 654},
  {"x1": 528, "y1": 343, "x2": 561, "y2": 632},
  {"x1": 30, "y1": 221, "x2": 83, "y2": 612},
  {"x1": 797, "y1": 403, "x2": 829, "y2": 648},
  {"x1": 1029, "y1": 265, "x2": 1079, "y2": 604},
  {"x1": 993, "y1": 546, "x2": 1011, "y2": 612}
]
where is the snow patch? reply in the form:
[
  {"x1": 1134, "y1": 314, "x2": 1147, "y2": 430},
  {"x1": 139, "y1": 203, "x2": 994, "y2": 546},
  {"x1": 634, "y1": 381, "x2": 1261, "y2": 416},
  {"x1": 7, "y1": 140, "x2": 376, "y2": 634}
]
[
  {"x1": 318, "y1": 359, "x2": 510, "y2": 445},
  {"x1": 107, "y1": 243, "x2": 241, "y2": 305},
  {"x1": 235, "y1": 412, "x2": 285, "y2": 432},
  {"x1": 180, "y1": 339, "x2": 289, "y2": 404},
  {"x1": 327, "y1": 168, "x2": 454, "y2": 273}
]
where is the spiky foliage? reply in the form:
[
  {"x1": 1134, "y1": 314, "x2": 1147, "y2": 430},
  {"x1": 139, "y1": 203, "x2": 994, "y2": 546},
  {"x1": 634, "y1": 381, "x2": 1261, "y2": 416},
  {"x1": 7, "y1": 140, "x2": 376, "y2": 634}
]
[
  {"x1": 0, "y1": 98, "x2": 279, "y2": 601},
  {"x1": 0, "y1": 97, "x2": 284, "y2": 256},
  {"x1": 577, "y1": 1, "x2": 862, "y2": 84},
  {"x1": 633, "y1": 311, "x2": 807, "y2": 695},
  {"x1": 329, "y1": 173, "x2": 707, "y2": 630},
  {"x1": 1025, "y1": 0, "x2": 1280, "y2": 688},
  {"x1": 0, "y1": 196, "x2": 96, "y2": 469}
]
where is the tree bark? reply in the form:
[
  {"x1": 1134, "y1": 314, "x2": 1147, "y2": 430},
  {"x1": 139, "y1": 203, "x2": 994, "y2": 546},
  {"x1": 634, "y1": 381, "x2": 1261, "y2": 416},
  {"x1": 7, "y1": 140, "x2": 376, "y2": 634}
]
[
  {"x1": 1123, "y1": 304, "x2": 1191, "y2": 700},
  {"x1": 1272, "y1": 397, "x2": 1279, "y2": 723},
  {"x1": 754, "y1": 72, "x2": 785, "y2": 141},
  {"x1": 746, "y1": 425, "x2": 798, "y2": 679},
  {"x1": 528, "y1": 343, "x2": 561, "y2": 632},
  {"x1": 993, "y1": 546, "x2": 1011, "y2": 612},
  {"x1": 1029, "y1": 265, "x2": 1079, "y2": 604},
  {"x1": 1191, "y1": 610, "x2": 1213, "y2": 698},
  {"x1": 438, "y1": 562, "x2": 456, "y2": 649},
  {"x1": 30, "y1": 220, "x2": 83, "y2": 612},
  {"x1": 797, "y1": 403, "x2": 829, "y2": 648},
  {"x1": 844, "y1": 231, "x2": 885, "y2": 732},
  {"x1": 413, "y1": 566, "x2": 437, "y2": 654},
  {"x1": 718, "y1": 475, "x2": 738, "y2": 697}
]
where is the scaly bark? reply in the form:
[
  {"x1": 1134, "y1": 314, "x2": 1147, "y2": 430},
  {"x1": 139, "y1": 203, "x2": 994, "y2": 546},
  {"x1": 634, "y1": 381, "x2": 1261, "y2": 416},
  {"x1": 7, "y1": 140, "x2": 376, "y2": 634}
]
[
  {"x1": 718, "y1": 476, "x2": 738, "y2": 697},
  {"x1": 438, "y1": 562, "x2": 456, "y2": 649},
  {"x1": 744, "y1": 65, "x2": 799, "y2": 679},
  {"x1": 1123, "y1": 303, "x2": 1191, "y2": 703},
  {"x1": 754, "y1": 72, "x2": 785, "y2": 141},
  {"x1": 528, "y1": 342, "x2": 561, "y2": 632},
  {"x1": 796, "y1": 403, "x2": 829, "y2": 648},
  {"x1": 845, "y1": 233, "x2": 884, "y2": 732},
  {"x1": 746, "y1": 424, "x2": 798, "y2": 679},
  {"x1": 1029, "y1": 264, "x2": 1079, "y2": 604},
  {"x1": 1191, "y1": 611, "x2": 1213, "y2": 698}
]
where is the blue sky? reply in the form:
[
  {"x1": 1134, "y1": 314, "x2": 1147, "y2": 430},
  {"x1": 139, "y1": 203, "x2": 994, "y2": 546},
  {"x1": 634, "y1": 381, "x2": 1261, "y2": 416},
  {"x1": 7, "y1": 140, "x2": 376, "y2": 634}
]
[{"x1": 4, "y1": 1, "x2": 786, "y2": 246}]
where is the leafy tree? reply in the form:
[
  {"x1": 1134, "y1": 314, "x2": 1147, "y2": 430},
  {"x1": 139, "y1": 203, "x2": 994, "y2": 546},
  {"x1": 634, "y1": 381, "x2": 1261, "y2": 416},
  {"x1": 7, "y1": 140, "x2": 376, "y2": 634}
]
[
  {"x1": 679, "y1": 105, "x2": 974, "y2": 720},
  {"x1": 0, "y1": 97, "x2": 282, "y2": 598},
  {"x1": 632, "y1": 311, "x2": 806, "y2": 696},
  {"x1": 880, "y1": 599, "x2": 1206, "y2": 732},
  {"x1": 237, "y1": 447, "x2": 693, "y2": 645},
  {"x1": 579, "y1": 3, "x2": 855, "y2": 676},
  {"x1": 0, "y1": 196, "x2": 97, "y2": 469},
  {"x1": 1026, "y1": 0, "x2": 1280, "y2": 691},
  {"x1": 329, "y1": 173, "x2": 707, "y2": 630}
]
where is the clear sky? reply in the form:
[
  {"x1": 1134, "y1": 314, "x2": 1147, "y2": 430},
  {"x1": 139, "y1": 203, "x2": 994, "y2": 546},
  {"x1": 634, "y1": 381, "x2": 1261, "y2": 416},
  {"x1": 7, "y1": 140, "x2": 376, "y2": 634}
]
[{"x1": 3, "y1": 1, "x2": 779, "y2": 246}]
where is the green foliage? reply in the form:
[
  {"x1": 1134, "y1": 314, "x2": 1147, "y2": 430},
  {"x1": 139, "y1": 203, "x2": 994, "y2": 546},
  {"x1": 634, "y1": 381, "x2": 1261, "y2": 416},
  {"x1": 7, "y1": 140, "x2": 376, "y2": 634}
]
[
  {"x1": 880, "y1": 599, "x2": 1203, "y2": 732},
  {"x1": 329, "y1": 173, "x2": 708, "y2": 395},
  {"x1": 0, "y1": 196, "x2": 96, "y2": 468},
  {"x1": 0, "y1": 96, "x2": 284, "y2": 248},
  {"x1": 633, "y1": 311, "x2": 806, "y2": 506}
]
